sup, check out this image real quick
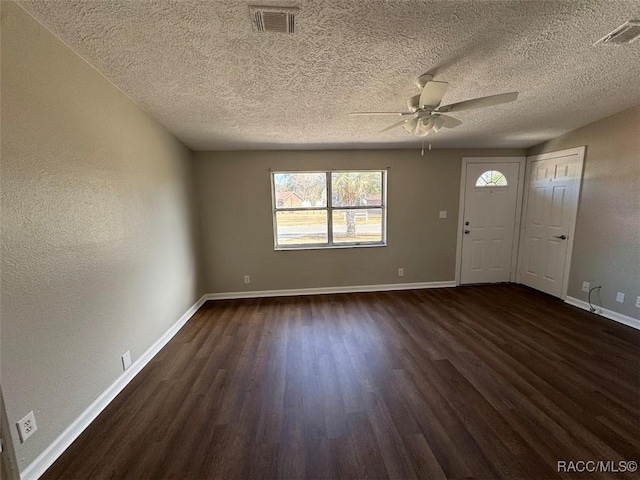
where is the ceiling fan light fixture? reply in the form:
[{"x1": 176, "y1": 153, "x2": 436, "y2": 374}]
[
  {"x1": 415, "y1": 116, "x2": 433, "y2": 136},
  {"x1": 403, "y1": 118, "x2": 418, "y2": 134}
]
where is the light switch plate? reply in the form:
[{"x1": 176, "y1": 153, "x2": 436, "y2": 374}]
[
  {"x1": 616, "y1": 292, "x2": 625, "y2": 303},
  {"x1": 439, "y1": 211, "x2": 448, "y2": 219}
]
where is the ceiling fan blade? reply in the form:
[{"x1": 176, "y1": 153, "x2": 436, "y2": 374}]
[
  {"x1": 436, "y1": 114, "x2": 463, "y2": 128},
  {"x1": 419, "y1": 81, "x2": 448, "y2": 108},
  {"x1": 349, "y1": 112, "x2": 412, "y2": 116},
  {"x1": 380, "y1": 119, "x2": 408, "y2": 132},
  {"x1": 432, "y1": 116, "x2": 445, "y2": 133},
  {"x1": 402, "y1": 118, "x2": 418, "y2": 134},
  {"x1": 437, "y1": 92, "x2": 518, "y2": 113}
]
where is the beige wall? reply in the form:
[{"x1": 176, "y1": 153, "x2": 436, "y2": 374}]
[
  {"x1": 528, "y1": 105, "x2": 640, "y2": 319},
  {"x1": 194, "y1": 149, "x2": 525, "y2": 293},
  {"x1": 1, "y1": 2, "x2": 202, "y2": 471}
]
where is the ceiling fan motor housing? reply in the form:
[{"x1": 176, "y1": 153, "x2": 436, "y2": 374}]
[{"x1": 416, "y1": 73, "x2": 434, "y2": 89}]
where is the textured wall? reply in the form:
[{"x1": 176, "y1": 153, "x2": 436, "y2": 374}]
[
  {"x1": 528, "y1": 106, "x2": 640, "y2": 319},
  {"x1": 1, "y1": 2, "x2": 201, "y2": 471},
  {"x1": 194, "y1": 149, "x2": 525, "y2": 293}
]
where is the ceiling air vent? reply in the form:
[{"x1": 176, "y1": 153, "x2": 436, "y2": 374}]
[
  {"x1": 250, "y1": 6, "x2": 297, "y2": 34},
  {"x1": 594, "y1": 20, "x2": 640, "y2": 45}
]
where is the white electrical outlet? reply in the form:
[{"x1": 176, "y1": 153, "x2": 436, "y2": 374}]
[
  {"x1": 636, "y1": 296, "x2": 640, "y2": 308},
  {"x1": 616, "y1": 292, "x2": 625, "y2": 303},
  {"x1": 582, "y1": 281, "x2": 590, "y2": 292},
  {"x1": 398, "y1": 268, "x2": 404, "y2": 277},
  {"x1": 439, "y1": 211, "x2": 448, "y2": 219},
  {"x1": 244, "y1": 275, "x2": 251, "y2": 284},
  {"x1": 16, "y1": 411, "x2": 37, "y2": 443},
  {"x1": 122, "y1": 351, "x2": 132, "y2": 371}
]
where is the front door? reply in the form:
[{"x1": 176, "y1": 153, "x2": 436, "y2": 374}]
[
  {"x1": 518, "y1": 150, "x2": 583, "y2": 297},
  {"x1": 460, "y1": 162, "x2": 521, "y2": 284}
]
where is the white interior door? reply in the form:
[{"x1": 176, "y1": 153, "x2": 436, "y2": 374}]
[
  {"x1": 518, "y1": 149, "x2": 584, "y2": 298},
  {"x1": 460, "y1": 162, "x2": 521, "y2": 284}
]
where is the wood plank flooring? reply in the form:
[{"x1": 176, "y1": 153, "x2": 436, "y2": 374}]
[{"x1": 43, "y1": 284, "x2": 639, "y2": 479}]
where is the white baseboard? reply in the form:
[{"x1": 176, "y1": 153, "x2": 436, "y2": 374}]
[
  {"x1": 565, "y1": 296, "x2": 640, "y2": 330},
  {"x1": 20, "y1": 295, "x2": 208, "y2": 480},
  {"x1": 203, "y1": 281, "x2": 456, "y2": 301}
]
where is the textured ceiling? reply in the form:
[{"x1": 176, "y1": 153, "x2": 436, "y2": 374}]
[{"x1": 17, "y1": 0, "x2": 640, "y2": 150}]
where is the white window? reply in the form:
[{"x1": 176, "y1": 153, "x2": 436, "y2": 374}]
[
  {"x1": 475, "y1": 170, "x2": 508, "y2": 187},
  {"x1": 272, "y1": 170, "x2": 387, "y2": 249}
]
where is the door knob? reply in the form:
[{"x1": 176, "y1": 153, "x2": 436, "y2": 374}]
[
  {"x1": 465, "y1": 221, "x2": 470, "y2": 226},
  {"x1": 553, "y1": 234, "x2": 567, "y2": 240},
  {"x1": 464, "y1": 230, "x2": 470, "y2": 234}
]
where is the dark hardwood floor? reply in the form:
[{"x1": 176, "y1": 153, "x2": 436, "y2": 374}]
[{"x1": 43, "y1": 284, "x2": 639, "y2": 479}]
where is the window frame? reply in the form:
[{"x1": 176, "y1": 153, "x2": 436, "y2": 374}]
[
  {"x1": 271, "y1": 169, "x2": 387, "y2": 250},
  {"x1": 475, "y1": 170, "x2": 508, "y2": 187}
]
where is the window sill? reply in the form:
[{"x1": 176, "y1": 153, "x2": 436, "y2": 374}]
[{"x1": 275, "y1": 243, "x2": 387, "y2": 251}]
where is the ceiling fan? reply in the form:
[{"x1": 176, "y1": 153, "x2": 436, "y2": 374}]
[{"x1": 350, "y1": 74, "x2": 518, "y2": 137}]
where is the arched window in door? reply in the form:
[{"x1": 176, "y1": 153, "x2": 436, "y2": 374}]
[{"x1": 475, "y1": 170, "x2": 508, "y2": 187}]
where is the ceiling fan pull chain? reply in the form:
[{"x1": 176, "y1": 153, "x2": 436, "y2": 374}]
[
  {"x1": 421, "y1": 141, "x2": 425, "y2": 156},
  {"x1": 429, "y1": 141, "x2": 432, "y2": 151}
]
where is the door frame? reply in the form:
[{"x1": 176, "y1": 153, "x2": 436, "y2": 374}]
[
  {"x1": 516, "y1": 146, "x2": 585, "y2": 299},
  {"x1": 455, "y1": 157, "x2": 527, "y2": 285}
]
